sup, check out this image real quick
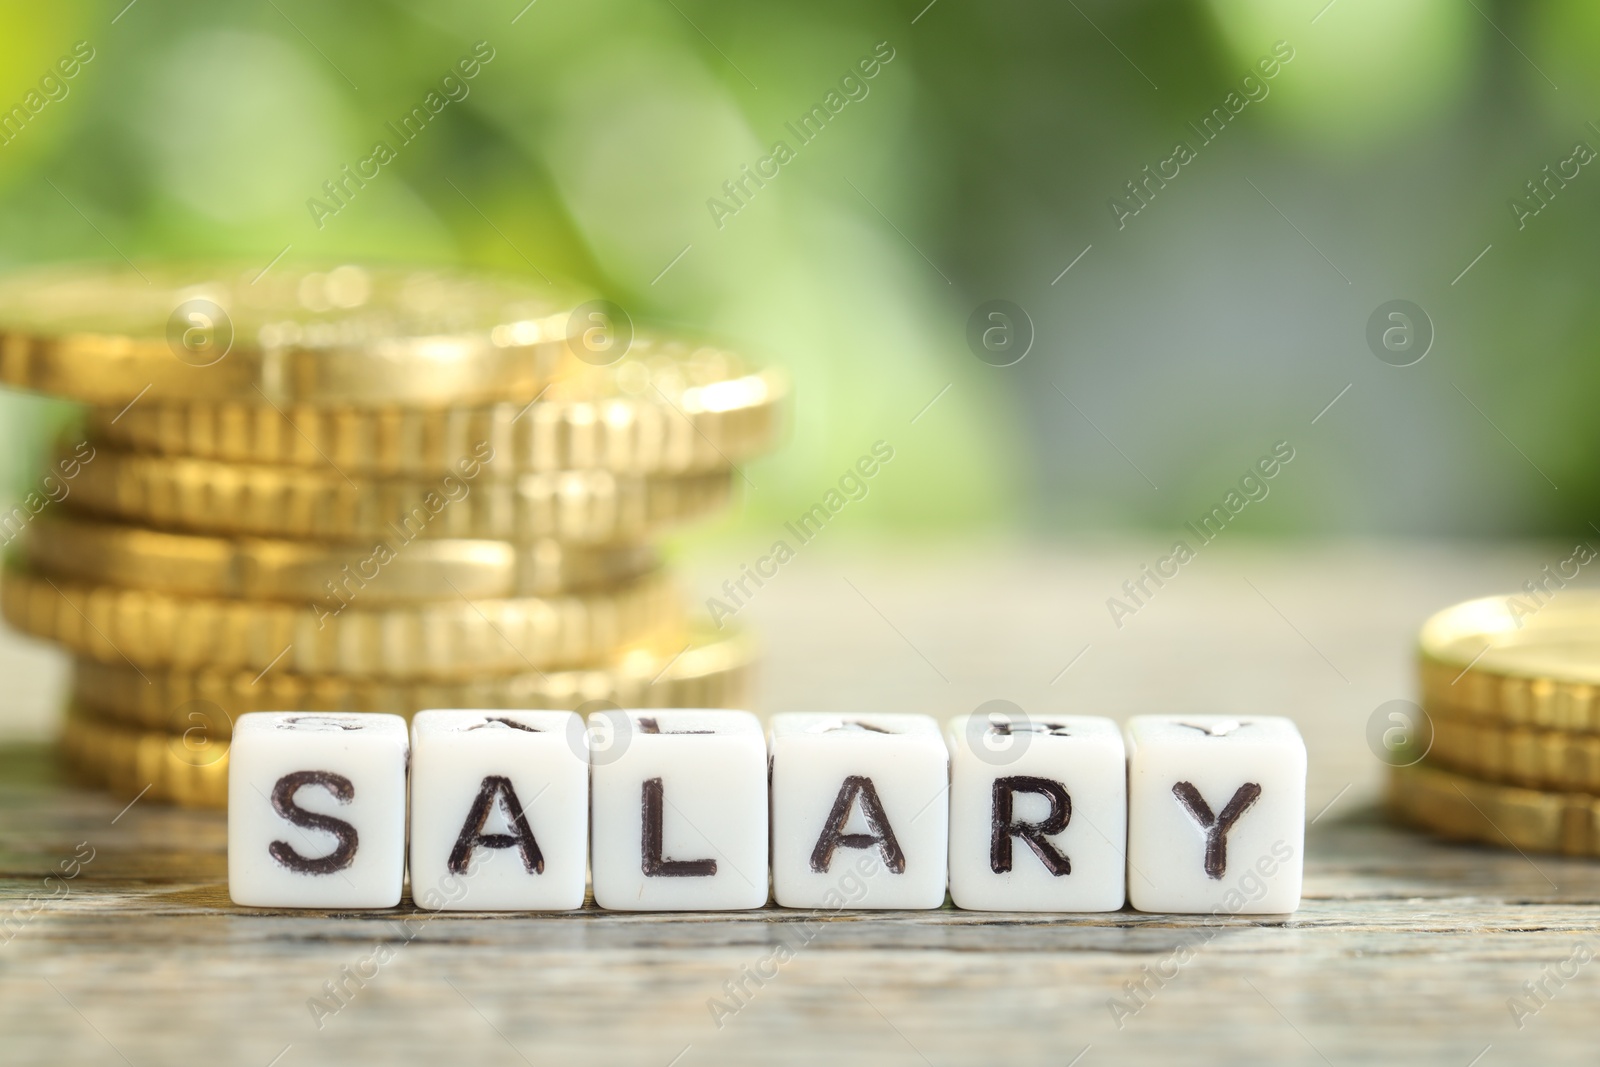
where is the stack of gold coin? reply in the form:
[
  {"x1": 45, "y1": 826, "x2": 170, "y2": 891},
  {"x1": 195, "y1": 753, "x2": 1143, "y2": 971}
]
[
  {"x1": 1390, "y1": 593, "x2": 1600, "y2": 856},
  {"x1": 0, "y1": 263, "x2": 784, "y2": 808}
]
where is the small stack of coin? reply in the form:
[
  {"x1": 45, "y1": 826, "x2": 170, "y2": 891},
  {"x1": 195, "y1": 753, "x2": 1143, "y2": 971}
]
[
  {"x1": 0, "y1": 263, "x2": 783, "y2": 808},
  {"x1": 1390, "y1": 592, "x2": 1600, "y2": 856}
]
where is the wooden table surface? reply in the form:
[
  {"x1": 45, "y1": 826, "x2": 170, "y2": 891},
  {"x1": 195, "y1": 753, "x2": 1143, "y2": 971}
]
[{"x1": 1, "y1": 542, "x2": 1596, "y2": 1066}]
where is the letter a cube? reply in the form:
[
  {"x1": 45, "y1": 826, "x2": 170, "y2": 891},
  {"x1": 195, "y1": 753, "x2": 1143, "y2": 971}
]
[
  {"x1": 409, "y1": 710, "x2": 588, "y2": 911},
  {"x1": 228, "y1": 713, "x2": 408, "y2": 908},
  {"x1": 1125, "y1": 715, "x2": 1305, "y2": 914},
  {"x1": 770, "y1": 713, "x2": 948, "y2": 909}
]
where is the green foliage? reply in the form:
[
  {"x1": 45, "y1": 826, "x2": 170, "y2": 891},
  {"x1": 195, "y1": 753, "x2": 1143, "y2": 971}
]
[{"x1": 0, "y1": 0, "x2": 1591, "y2": 536}]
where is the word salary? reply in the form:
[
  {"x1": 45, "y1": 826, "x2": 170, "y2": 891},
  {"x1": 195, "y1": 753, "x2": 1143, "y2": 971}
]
[{"x1": 227, "y1": 710, "x2": 1306, "y2": 916}]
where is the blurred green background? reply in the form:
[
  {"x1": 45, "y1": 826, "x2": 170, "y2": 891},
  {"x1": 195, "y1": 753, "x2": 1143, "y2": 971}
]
[{"x1": 1, "y1": 0, "x2": 1596, "y2": 541}]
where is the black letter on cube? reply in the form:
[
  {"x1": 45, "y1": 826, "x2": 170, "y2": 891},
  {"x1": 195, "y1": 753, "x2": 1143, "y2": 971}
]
[
  {"x1": 641, "y1": 777, "x2": 717, "y2": 877},
  {"x1": 449, "y1": 775, "x2": 544, "y2": 875},
  {"x1": 636, "y1": 717, "x2": 712, "y2": 735},
  {"x1": 1172, "y1": 781, "x2": 1261, "y2": 879},
  {"x1": 269, "y1": 770, "x2": 359, "y2": 875},
  {"x1": 810, "y1": 775, "x2": 906, "y2": 873},
  {"x1": 991, "y1": 775, "x2": 1072, "y2": 876}
]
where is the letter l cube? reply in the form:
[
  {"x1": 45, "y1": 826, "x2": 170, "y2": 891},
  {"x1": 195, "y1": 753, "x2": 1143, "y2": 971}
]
[{"x1": 589, "y1": 709, "x2": 768, "y2": 911}]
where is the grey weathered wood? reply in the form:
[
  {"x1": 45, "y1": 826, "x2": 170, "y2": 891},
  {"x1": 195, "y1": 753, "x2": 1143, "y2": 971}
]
[{"x1": 2, "y1": 544, "x2": 1597, "y2": 1065}]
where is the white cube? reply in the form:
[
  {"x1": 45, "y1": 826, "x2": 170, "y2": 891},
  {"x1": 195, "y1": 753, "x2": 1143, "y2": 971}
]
[
  {"x1": 409, "y1": 710, "x2": 588, "y2": 911},
  {"x1": 946, "y1": 712, "x2": 1126, "y2": 912},
  {"x1": 1125, "y1": 715, "x2": 1305, "y2": 914},
  {"x1": 589, "y1": 709, "x2": 768, "y2": 911},
  {"x1": 770, "y1": 713, "x2": 949, "y2": 910},
  {"x1": 228, "y1": 712, "x2": 408, "y2": 909}
]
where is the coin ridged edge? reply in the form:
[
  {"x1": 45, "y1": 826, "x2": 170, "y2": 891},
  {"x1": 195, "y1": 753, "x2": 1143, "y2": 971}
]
[
  {"x1": 3, "y1": 563, "x2": 679, "y2": 677},
  {"x1": 72, "y1": 630, "x2": 754, "y2": 730},
  {"x1": 88, "y1": 368, "x2": 786, "y2": 475},
  {"x1": 63, "y1": 705, "x2": 228, "y2": 809},
  {"x1": 1420, "y1": 657, "x2": 1600, "y2": 732},
  {"x1": 0, "y1": 263, "x2": 577, "y2": 407},
  {"x1": 21, "y1": 514, "x2": 659, "y2": 602},
  {"x1": 1421, "y1": 704, "x2": 1600, "y2": 793},
  {"x1": 1388, "y1": 760, "x2": 1600, "y2": 856},
  {"x1": 63, "y1": 449, "x2": 735, "y2": 543}
]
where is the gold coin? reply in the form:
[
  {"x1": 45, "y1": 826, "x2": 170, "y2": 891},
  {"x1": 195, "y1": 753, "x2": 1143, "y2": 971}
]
[
  {"x1": 62, "y1": 627, "x2": 753, "y2": 810},
  {"x1": 64, "y1": 446, "x2": 734, "y2": 542},
  {"x1": 1419, "y1": 593, "x2": 1600, "y2": 731},
  {"x1": 1389, "y1": 760, "x2": 1600, "y2": 856},
  {"x1": 1420, "y1": 591, "x2": 1600, "y2": 679},
  {"x1": 62, "y1": 705, "x2": 227, "y2": 809},
  {"x1": 0, "y1": 263, "x2": 584, "y2": 407},
  {"x1": 21, "y1": 514, "x2": 657, "y2": 602},
  {"x1": 90, "y1": 356, "x2": 785, "y2": 476},
  {"x1": 3, "y1": 563, "x2": 678, "y2": 678},
  {"x1": 1423, "y1": 706, "x2": 1600, "y2": 792},
  {"x1": 1420, "y1": 659, "x2": 1600, "y2": 734},
  {"x1": 72, "y1": 628, "x2": 753, "y2": 734}
]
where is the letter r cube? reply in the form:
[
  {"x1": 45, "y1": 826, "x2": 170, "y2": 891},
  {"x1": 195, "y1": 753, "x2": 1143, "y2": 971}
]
[
  {"x1": 228, "y1": 713, "x2": 408, "y2": 909},
  {"x1": 1125, "y1": 715, "x2": 1305, "y2": 914},
  {"x1": 946, "y1": 712, "x2": 1126, "y2": 911}
]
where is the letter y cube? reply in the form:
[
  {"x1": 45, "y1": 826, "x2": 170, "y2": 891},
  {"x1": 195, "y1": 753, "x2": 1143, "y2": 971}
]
[{"x1": 1125, "y1": 715, "x2": 1305, "y2": 914}]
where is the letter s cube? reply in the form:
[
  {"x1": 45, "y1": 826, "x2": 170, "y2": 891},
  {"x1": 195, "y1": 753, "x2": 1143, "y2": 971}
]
[
  {"x1": 1125, "y1": 715, "x2": 1305, "y2": 914},
  {"x1": 228, "y1": 713, "x2": 408, "y2": 909}
]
